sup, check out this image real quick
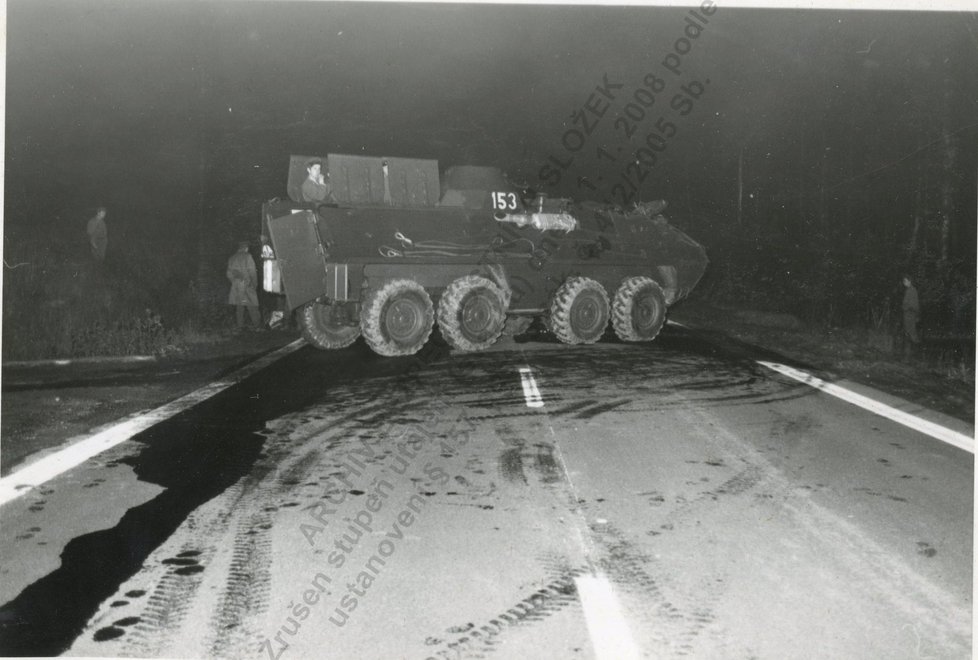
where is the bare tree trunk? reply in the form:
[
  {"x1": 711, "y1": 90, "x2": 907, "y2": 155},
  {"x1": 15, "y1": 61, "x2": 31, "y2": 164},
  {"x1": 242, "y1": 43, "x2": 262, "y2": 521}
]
[
  {"x1": 940, "y1": 214, "x2": 951, "y2": 263},
  {"x1": 908, "y1": 173, "x2": 922, "y2": 257},
  {"x1": 909, "y1": 214, "x2": 920, "y2": 256},
  {"x1": 938, "y1": 47, "x2": 957, "y2": 266},
  {"x1": 939, "y1": 129, "x2": 955, "y2": 264},
  {"x1": 191, "y1": 26, "x2": 219, "y2": 310},
  {"x1": 818, "y1": 134, "x2": 827, "y2": 229},
  {"x1": 737, "y1": 146, "x2": 743, "y2": 226}
]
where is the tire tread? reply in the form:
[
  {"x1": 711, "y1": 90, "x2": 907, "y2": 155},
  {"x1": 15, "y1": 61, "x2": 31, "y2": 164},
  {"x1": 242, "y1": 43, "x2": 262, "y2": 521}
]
[
  {"x1": 360, "y1": 279, "x2": 434, "y2": 356},
  {"x1": 549, "y1": 276, "x2": 609, "y2": 345},
  {"x1": 436, "y1": 275, "x2": 507, "y2": 352},
  {"x1": 299, "y1": 302, "x2": 361, "y2": 350},
  {"x1": 611, "y1": 276, "x2": 666, "y2": 342}
]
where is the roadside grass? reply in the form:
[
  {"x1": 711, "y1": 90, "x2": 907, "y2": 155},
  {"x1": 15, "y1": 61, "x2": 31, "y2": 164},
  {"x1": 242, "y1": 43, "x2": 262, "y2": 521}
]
[
  {"x1": 671, "y1": 296, "x2": 975, "y2": 422},
  {"x1": 2, "y1": 242, "x2": 232, "y2": 361},
  {"x1": 946, "y1": 360, "x2": 975, "y2": 384},
  {"x1": 2, "y1": 301, "x2": 230, "y2": 362},
  {"x1": 674, "y1": 298, "x2": 974, "y2": 381}
]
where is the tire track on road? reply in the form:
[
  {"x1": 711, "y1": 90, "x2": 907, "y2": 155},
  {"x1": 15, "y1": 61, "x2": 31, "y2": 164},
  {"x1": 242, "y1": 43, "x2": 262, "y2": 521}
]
[
  {"x1": 423, "y1": 568, "x2": 587, "y2": 660},
  {"x1": 65, "y1": 371, "x2": 420, "y2": 657}
]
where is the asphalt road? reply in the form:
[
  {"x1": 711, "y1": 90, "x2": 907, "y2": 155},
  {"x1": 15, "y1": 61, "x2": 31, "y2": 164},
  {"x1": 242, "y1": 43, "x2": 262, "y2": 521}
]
[{"x1": 0, "y1": 326, "x2": 972, "y2": 659}]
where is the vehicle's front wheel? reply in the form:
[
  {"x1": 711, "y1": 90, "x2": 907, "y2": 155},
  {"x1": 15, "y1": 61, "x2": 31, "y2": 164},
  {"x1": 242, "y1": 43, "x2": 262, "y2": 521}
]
[
  {"x1": 549, "y1": 277, "x2": 610, "y2": 344},
  {"x1": 437, "y1": 276, "x2": 508, "y2": 352},
  {"x1": 299, "y1": 300, "x2": 361, "y2": 349},
  {"x1": 611, "y1": 276, "x2": 666, "y2": 341},
  {"x1": 360, "y1": 279, "x2": 435, "y2": 356}
]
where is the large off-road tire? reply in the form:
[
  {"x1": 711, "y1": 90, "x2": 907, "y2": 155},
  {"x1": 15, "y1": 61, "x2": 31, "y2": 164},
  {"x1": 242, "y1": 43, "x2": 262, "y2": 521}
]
[
  {"x1": 299, "y1": 301, "x2": 361, "y2": 350},
  {"x1": 436, "y1": 276, "x2": 508, "y2": 352},
  {"x1": 549, "y1": 277, "x2": 610, "y2": 344},
  {"x1": 360, "y1": 279, "x2": 434, "y2": 356},
  {"x1": 611, "y1": 276, "x2": 667, "y2": 342},
  {"x1": 500, "y1": 315, "x2": 533, "y2": 337}
]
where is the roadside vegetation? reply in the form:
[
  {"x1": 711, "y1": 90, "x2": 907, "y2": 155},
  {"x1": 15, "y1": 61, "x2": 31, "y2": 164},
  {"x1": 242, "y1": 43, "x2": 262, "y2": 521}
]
[
  {"x1": 672, "y1": 212, "x2": 975, "y2": 421},
  {"x1": 2, "y1": 128, "x2": 973, "y2": 385},
  {"x1": 3, "y1": 198, "x2": 974, "y2": 381},
  {"x1": 2, "y1": 234, "x2": 231, "y2": 362}
]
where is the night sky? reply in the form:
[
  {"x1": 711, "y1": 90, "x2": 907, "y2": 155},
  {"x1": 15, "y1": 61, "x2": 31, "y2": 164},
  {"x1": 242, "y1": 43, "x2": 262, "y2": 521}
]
[{"x1": 5, "y1": 1, "x2": 978, "y2": 287}]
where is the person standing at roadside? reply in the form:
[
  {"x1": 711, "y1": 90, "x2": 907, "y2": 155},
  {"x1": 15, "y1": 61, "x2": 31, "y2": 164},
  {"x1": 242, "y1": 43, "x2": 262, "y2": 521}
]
[
  {"x1": 902, "y1": 275, "x2": 920, "y2": 355},
  {"x1": 227, "y1": 241, "x2": 261, "y2": 331},
  {"x1": 86, "y1": 206, "x2": 108, "y2": 261}
]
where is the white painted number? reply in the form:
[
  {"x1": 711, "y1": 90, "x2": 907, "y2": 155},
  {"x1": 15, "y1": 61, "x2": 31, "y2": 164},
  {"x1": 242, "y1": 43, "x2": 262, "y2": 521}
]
[{"x1": 492, "y1": 192, "x2": 518, "y2": 210}]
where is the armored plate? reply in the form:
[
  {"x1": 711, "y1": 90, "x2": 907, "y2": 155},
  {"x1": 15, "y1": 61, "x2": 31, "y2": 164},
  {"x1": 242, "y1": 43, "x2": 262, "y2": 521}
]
[{"x1": 265, "y1": 210, "x2": 328, "y2": 311}]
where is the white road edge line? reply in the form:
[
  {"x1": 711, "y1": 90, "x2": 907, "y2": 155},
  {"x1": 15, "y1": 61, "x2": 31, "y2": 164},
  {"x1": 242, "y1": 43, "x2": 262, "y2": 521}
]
[
  {"x1": 0, "y1": 339, "x2": 306, "y2": 507},
  {"x1": 575, "y1": 574, "x2": 643, "y2": 660},
  {"x1": 758, "y1": 360, "x2": 974, "y2": 454},
  {"x1": 518, "y1": 366, "x2": 544, "y2": 408}
]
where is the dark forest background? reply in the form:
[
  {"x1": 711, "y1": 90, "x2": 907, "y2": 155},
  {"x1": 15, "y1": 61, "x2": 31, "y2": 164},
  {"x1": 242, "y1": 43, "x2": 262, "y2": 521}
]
[{"x1": 3, "y1": 2, "x2": 976, "y2": 360}]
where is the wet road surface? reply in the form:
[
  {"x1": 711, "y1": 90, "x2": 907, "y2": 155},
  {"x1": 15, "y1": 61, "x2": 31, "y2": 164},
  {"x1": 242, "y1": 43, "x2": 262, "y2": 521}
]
[
  {"x1": 0, "y1": 326, "x2": 972, "y2": 658},
  {"x1": 0, "y1": 330, "x2": 296, "y2": 476}
]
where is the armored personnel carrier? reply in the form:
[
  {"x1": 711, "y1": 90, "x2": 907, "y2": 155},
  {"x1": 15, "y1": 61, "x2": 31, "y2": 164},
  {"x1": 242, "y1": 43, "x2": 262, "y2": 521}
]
[{"x1": 260, "y1": 154, "x2": 707, "y2": 356}]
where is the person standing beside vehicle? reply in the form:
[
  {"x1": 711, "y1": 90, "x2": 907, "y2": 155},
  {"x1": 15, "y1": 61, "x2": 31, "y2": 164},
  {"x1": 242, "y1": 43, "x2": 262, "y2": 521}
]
[{"x1": 227, "y1": 240, "x2": 261, "y2": 331}]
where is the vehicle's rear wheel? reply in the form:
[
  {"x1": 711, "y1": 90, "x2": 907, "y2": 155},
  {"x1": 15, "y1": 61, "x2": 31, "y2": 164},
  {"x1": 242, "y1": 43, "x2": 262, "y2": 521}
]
[
  {"x1": 437, "y1": 276, "x2": 508, "y2": 352},
  {"x1": 360, "y1": 279, "x2": 434, "y2": 356},
  {"x1": 500, "y1": 315, "x2": 533, "y2": 337},
  {"x1": 611, "y1": 276, "x2": 666, "y2": 342},
  {"x1": 549, "y1": 277, "x2": 610, "y2": 344},
  {"x1": 299, "y1": 300, "x2": 361, "y2": 349}
]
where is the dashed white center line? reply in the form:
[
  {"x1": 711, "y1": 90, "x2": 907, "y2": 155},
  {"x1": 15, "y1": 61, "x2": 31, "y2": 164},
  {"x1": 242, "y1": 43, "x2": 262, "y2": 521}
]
[
  {"x1": 758, "y1": 360, "x2": 974, "y2": 454},
  {"x1": 518, "y1": 366, "x2": 544, "y2": 408},
  {"x1": 575, "y1": 574, "x2": 643, "y2": 660},
  {"x1": 0, "y1": 339, "x2": 306, "y2": 507},
  {"x1": 517, "y1": 365, "x2": 641, "y2": 658}
]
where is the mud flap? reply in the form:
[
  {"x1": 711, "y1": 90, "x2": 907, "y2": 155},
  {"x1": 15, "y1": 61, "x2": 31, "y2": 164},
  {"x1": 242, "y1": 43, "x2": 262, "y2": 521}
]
[
  {"x1": 657, "y1": 265, "x2": 678, "y2": 304},
  {"x1": 267, "y1": 211, "x2": 328, "y2": 311}
]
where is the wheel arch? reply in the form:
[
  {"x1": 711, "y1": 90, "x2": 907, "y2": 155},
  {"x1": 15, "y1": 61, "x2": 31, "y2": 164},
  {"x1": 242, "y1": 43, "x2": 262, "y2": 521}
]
[{"x1": 361, "y1": 263, "x2": 514, "y2": 302}]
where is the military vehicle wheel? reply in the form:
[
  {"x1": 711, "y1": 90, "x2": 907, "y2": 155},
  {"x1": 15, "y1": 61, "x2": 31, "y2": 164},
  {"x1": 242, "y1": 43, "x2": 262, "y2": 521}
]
[
  {"x1": 361, "y1": 279, "x2": 435, "y2": 356},
  {"x1": 549, "y1": 277, "x2": 610, "y2": 344},
  {"x1": 299, "y1": 301, "x2": 361, "y2": 349},
  {"x1": 437, "y1": 276, "x2": 508, "y2": 352},
  {"x1": 501, "y1": 315, "x2": 533, "y2": 337},
  {"x1": 611, "y1": 276, "x2": 666, "y2": 342}
]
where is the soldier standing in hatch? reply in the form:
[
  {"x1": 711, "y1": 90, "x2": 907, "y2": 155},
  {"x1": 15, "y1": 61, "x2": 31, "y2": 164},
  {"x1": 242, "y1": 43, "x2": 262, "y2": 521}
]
[
  {"x1": 86, "y1": 206, "x2": 108, "y2": 262},
  {"x1": 227, "y1": 241, "x2": 261, "y2": 331},
  {"x1": 902, "y1": 275, "x2": 921, "y2": 356},
  {"x1": 301, "y1": 159, "x2": 336, "y2": 203}
]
